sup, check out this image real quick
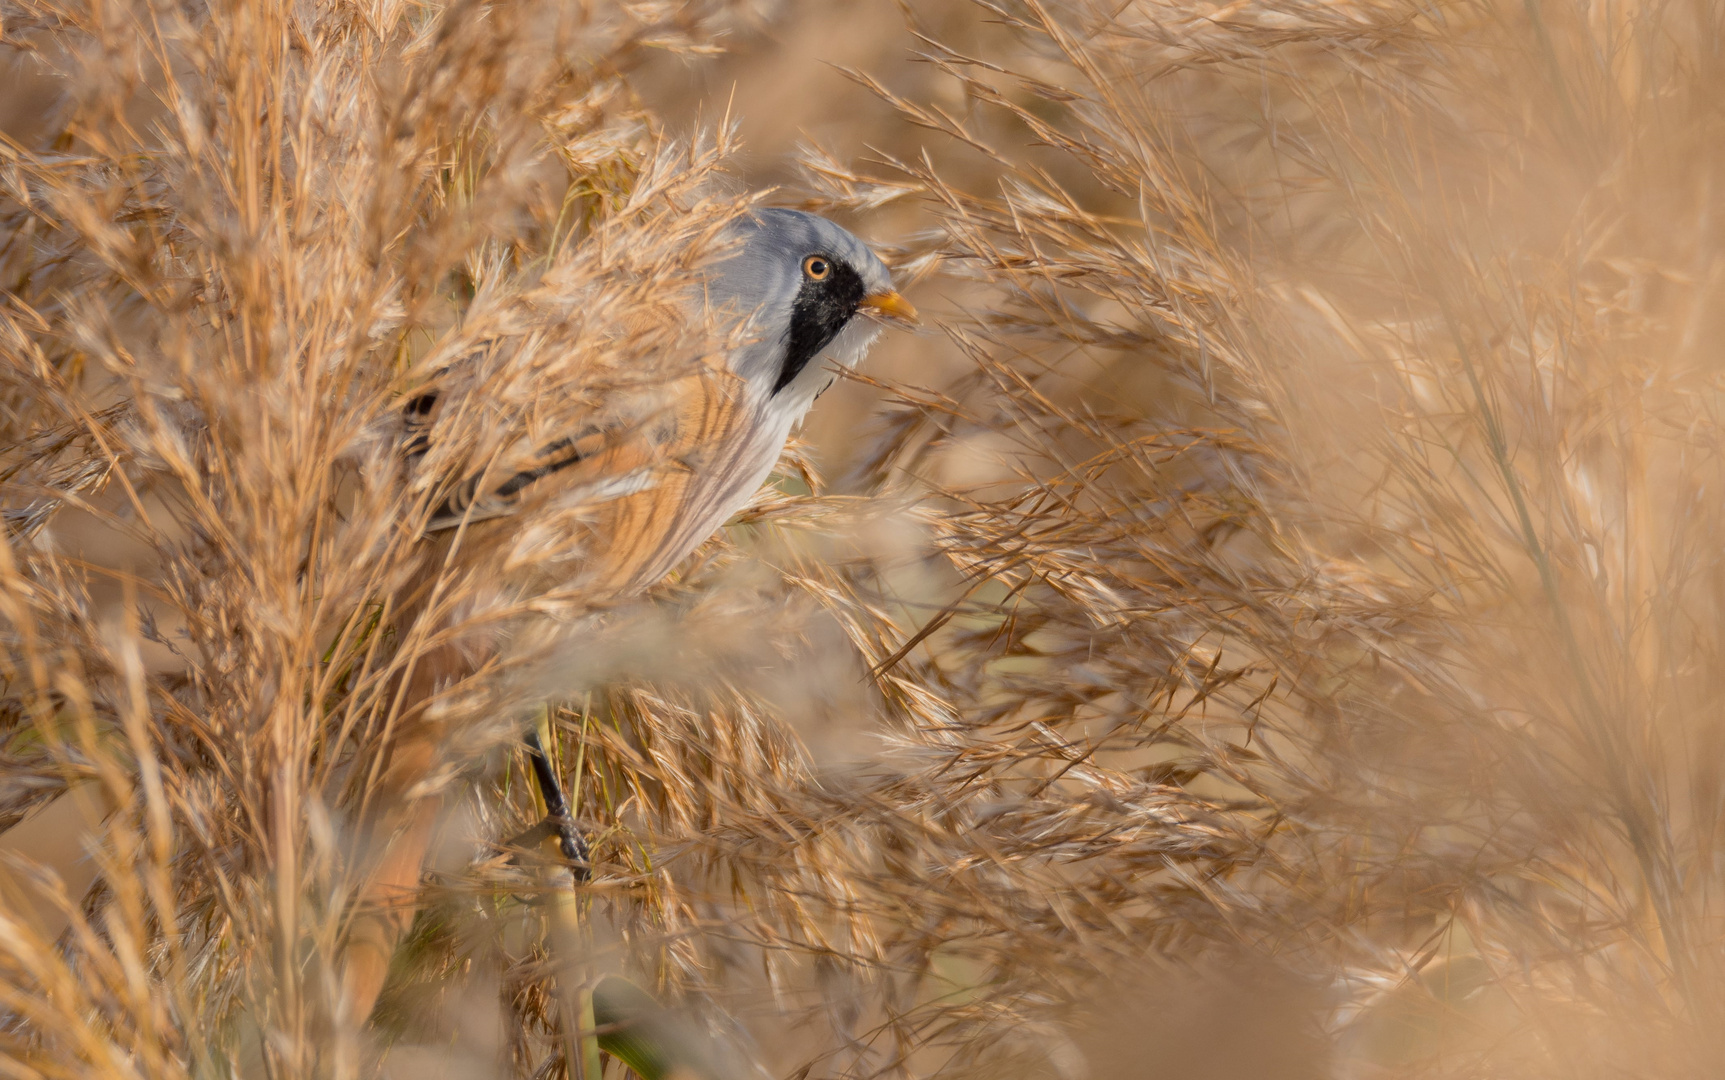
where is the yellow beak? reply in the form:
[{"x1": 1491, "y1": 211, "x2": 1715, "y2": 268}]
[{"x1": 859, "y1": 290, "x2": 918, "y2": 326}]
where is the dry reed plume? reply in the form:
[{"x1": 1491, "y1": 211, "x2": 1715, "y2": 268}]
[{"x1": 3, "y1": 0, "x2": 1724, "y2": 1077}]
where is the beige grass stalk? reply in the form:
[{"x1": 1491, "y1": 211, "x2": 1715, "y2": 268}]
[
  {"x1": 805, "y1": 0, "x2": 1725, "y2": 1070},
  {"x1": 1, "y1": 0, "x2": 759, "y2": 1068},
  {"x1": 6, "y1": 0, "x2": 1725, "y2": 1075}
]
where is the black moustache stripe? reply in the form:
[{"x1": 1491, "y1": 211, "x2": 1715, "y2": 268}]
[{"x1": 774, "y1": 258, "x2": 866, "y2": 394}]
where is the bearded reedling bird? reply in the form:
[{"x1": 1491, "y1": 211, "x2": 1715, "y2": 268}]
[{"x1": 341, "y1": 208, "x2": 915, "y2": 1021}]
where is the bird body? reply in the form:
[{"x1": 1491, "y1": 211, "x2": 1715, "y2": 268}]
[
  {"x1": 399, "y1": 208, "x2": 907, "y2": 607},
  {"x1": 341, "y1": 208, "x2": 912, "y2": 1022}
]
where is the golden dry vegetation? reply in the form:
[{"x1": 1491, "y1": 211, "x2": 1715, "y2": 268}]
[{"x1": 3, "y1": 0, "x2": 1724, "y2": 1077}]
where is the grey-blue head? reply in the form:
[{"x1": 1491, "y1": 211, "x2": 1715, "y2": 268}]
[{"x1": 707, "y1": 208, "x2": 913, "y2": 408}]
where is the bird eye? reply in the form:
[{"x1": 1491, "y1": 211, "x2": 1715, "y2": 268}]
[{"x1": 803, "y1": 254, "x2": 832, "y2": 280}]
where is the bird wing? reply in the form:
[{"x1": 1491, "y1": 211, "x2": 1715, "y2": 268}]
[
  {"x1": 421, "y1": 419, "x2": 664, "y2": 534},
  {"x1": 403, "y1": 362, "x2": 769, "y2": 599}
]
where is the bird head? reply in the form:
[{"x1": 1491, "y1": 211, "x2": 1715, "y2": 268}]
[{"x1": 706, "y1": 208, "x2": 915, "y2": 412}]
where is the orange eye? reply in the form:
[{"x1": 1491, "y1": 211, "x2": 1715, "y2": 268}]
[{"x1": 803, "y1": 254, "x2": 832, "y2": 280}]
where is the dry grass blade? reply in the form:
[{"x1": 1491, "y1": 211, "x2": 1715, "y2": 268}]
[{"x1": 5, "y1": 0, "x2": 1725, "y2": 1076}]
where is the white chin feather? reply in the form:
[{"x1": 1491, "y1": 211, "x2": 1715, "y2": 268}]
[{"x1": 775, "y1": 317, "x2": 884, "y2": 427}]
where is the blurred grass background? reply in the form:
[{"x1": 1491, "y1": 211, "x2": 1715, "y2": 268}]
[{"x1": 4, "y1": 0, "x2": 1725, "y2": 1077}]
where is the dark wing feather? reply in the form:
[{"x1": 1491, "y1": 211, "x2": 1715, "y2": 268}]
[
  {"x1": 403, "y1": 389, "x2": 684, "y2": 535},
  {"x1": 425, "y1": 429, "x2": 610, "y2": 532}
]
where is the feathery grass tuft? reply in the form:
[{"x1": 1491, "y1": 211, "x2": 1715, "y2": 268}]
[{"x1": 4, "y1": 0, "x2": 1724, "y2": 1076}]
